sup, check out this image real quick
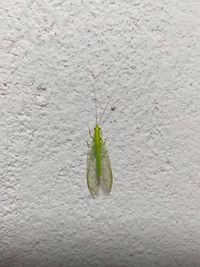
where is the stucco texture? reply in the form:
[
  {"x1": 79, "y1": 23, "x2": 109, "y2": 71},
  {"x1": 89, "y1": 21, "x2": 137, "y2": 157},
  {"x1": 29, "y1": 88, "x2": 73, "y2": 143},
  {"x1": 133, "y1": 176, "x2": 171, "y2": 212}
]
[{"x1": 1, "y1": 0, "x2": 200, "y2": 266}]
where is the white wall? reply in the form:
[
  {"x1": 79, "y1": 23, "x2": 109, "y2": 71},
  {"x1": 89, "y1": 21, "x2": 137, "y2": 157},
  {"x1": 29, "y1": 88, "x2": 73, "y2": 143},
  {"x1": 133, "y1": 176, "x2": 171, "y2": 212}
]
[{"x1": 1, "y1": 0, "x2": 200, "y2": 266}]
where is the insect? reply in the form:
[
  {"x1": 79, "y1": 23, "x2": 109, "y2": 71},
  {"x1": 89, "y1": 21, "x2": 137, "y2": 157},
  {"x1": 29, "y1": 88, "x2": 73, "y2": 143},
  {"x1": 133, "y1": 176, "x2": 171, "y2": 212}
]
[{"x1": 86, "y1": 90, "x2": 114, "y2": 196}]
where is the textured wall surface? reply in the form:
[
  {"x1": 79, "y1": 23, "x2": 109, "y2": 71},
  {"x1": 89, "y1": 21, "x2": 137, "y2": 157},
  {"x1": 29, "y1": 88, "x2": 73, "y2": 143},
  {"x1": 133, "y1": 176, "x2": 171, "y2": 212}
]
[{"x1": 1, "y1": 0, "x2": 200, "y2": 266}]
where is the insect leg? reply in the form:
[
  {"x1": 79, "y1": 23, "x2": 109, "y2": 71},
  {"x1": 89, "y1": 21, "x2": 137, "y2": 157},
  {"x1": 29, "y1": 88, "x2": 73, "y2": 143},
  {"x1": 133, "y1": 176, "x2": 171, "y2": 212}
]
[
  {"x1": 83, "y1": 138, "x2": 90, "y2": 147},
  {"x1": 104, "y1": 137, "x2": 108, "y2": 143},
  {"x1": 88, "y1": 128, "x2": 93, "y2": 138}
]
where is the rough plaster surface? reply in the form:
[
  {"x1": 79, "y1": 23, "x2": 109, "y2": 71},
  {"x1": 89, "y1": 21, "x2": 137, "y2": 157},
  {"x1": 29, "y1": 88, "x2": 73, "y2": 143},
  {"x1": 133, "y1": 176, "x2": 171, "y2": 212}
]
[{"x1": 1, "y1": 0, "x2": 200, "y2": 266}]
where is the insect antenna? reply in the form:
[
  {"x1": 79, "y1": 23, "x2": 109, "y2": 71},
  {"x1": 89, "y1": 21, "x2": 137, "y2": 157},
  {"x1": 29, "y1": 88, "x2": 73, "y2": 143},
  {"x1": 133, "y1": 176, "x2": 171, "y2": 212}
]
[
  {"x1": 92, "y1": 86, "x2": 98, "y2": 125},
  {"x1": 98, "y1": 90, "x2": 115, "y2": 125}
]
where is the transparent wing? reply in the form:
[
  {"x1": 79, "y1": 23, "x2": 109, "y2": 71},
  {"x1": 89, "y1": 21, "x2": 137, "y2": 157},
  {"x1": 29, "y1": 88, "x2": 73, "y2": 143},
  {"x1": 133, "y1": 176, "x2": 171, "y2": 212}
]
[
  {"x1": 86, "y1": 142, "x2": 99, "y2": 196},
  {"x1": 101, "y1": 142, "x2": 113, "y2": 194}
]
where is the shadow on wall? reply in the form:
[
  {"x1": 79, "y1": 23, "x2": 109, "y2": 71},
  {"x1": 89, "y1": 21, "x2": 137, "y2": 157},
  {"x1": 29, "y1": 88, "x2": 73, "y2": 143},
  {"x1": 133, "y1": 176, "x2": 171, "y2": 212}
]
[{"x1": 1, "y1": 246, "x2": 200, "y2": 267}]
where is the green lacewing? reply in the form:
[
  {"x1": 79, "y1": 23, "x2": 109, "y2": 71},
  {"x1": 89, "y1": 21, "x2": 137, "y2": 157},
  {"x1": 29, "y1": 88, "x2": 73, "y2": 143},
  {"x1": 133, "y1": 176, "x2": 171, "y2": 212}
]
[{"x1": 86, "y1": 90, "x2": 114, "y2": 196}]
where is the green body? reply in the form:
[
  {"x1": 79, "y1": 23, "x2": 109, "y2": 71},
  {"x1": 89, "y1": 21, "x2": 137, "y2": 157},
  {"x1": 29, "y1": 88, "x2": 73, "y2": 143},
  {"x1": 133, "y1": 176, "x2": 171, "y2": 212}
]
[
  {"x1": 94, "y1": 125, "x2": 102, "y2": 181},
  {"x1": 86, "y1": 123, "x2": 113, "y2": 196}
]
